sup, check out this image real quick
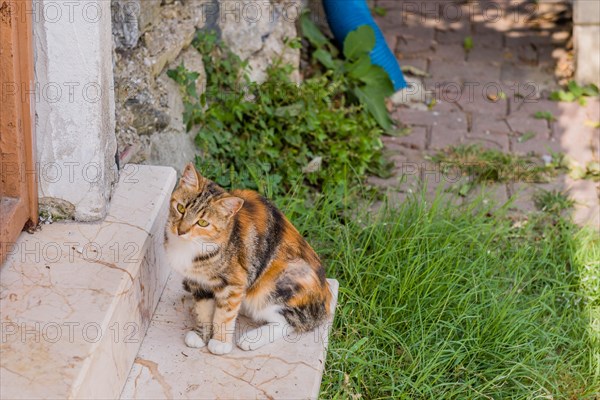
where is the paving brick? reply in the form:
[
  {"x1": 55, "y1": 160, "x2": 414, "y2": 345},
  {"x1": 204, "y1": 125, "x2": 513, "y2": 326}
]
[
  {"x1": 435, "y1": 21, "x2": 471, "y2": 45},
  {"x1": 500, "y1": 63, "x2": 559, "y2": 95},
  {"x1": 467, "y1": 46, "x2": 508, "y2": 64},
  {"x1": 506, "y1": 116, "x2": 551, "y2": 137},
  {"x1": 393, "y1": 108, "x2": 433, "y2": 127},
  {"x1": 396, "y1": 58, "x2": 429, "y2": 74},
  {"x1": 472, "y1": 17, "x2": 516, "y2": 34},
  {"x1": 382, "y1": 31, "x2": 398, "y2": 53},
  {"x1": 507, "y1": 182, "x2": 544, "y2": 214},
  {"x1": 464, "y1": 133, "x2": 510, "y2": 150},
  {"x1": 473, "y1": 32, "x2": 505, "y2": 49},
  {"x1": 429, "y1": 98, "x2": 460, "y2": 113},
  {"x1": 398, "y1": 2, "x2": 445, "y2": 28},
  {"x1": 429, "y1": 112, "x2": 469, "y2": 149},
  {"x1": 437, "y1": 3, "x2": 472, "y2": 26},
  {"x1": 397, "y1": 37, "x2": 436, "y2": 57},
  {"x1": 429, "y1": 60, "x2": 502, "y2": 85},
  {"x1": 429, "y1": 43, "x2": 469, "y2": 62},
  {"x1": 458, "y1": 90, "x2": 508, "y2": 116},
  {"x1": 470, "y1": 114, "x2": 510, "y2": 135},
  {"x1": 536, "y1": 47, "x2": 560, "y2": 70},
  {"x1": 511, "y1": 135, "x2": 563, "y2": 155},
  {"x1": 505, "y1": 31, "x2": 555, "y2": 48},
  {"x1": 515, "y1": 44, "x2": 538, "y2": 65},
  {"x1": 385, "y1": 126, "x2": 428, "y2": 150},
  {"x1": 509, "y1": 98, "x2": 561, "y2": 119}
]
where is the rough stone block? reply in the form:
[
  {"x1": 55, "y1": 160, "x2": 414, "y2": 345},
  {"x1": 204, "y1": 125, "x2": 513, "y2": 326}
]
[
  {"x1": 157, "y1": 47, "x2": 207, "y2": 133},
  {"x1": 220, "y1": 1, "x2": 301, "y2": 83},
  {"x1": 574, "y1": 25, "x2": 600, "y2": 86},
  {"x1": 112, "y1": 0, "x2": 163, "y2": 49},
  {"x1": 574, "y1": 0, "x2": 600, "y2": 25},
  {"x1": 144, "y1": 4, "x2": 196, "y2": 77}
]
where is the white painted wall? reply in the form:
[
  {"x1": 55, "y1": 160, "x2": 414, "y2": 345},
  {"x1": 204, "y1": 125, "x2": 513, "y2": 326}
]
[{"x1": 33, "y1": 0, "x2": 117, "y2": 221}]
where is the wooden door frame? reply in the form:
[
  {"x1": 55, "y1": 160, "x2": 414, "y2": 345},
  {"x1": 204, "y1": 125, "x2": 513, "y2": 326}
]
[{"x1": 1, "y1": 0, "x2": 38, "y2": 264}]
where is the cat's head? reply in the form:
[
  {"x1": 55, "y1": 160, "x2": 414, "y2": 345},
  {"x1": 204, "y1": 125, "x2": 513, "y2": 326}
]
[{"x1": 167, "y1": 163, "x2": 244, "y2": 245}]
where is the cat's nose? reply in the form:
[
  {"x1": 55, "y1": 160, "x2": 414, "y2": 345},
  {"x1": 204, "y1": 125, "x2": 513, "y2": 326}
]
[{"x1": 177, "y1": 227, "x2": 187, "y2": 236}]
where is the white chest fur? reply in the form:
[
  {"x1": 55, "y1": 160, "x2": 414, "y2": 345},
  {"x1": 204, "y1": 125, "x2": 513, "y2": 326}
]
[
  {"x1": 164, "y1": 230, "x2": 198, "y2": 277},
  {"x1": 164, "y1": 230, "x2": 223, "y2": 285}
]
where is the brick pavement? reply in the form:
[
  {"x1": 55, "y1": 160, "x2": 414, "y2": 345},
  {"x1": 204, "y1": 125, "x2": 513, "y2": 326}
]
[{"x1": 373, "y1": 0, "x2": 600, "y2": 227}]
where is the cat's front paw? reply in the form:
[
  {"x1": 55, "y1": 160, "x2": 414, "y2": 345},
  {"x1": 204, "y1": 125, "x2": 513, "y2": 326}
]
[
  {"x1": 184, "y1": 331, "x2": 206, "y2": 348},
  {"x1": 208, "y1": 339, "x2": 232, "y2": 355}
]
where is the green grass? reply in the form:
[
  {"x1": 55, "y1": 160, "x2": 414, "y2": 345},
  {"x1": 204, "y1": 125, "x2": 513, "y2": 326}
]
[
  {"x1": 271, "y1": 184, "x2": 599, "y2": 399},
  {"x1": 533, "y1": 189, "x2": 575, "y2": 214}
]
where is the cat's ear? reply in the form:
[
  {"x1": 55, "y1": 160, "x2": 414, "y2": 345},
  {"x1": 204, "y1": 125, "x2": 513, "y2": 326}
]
[
  {"x1": 215, "y1": 196, "x2": 244, "y2": 218},
  {"x1": 179, "y1": 163, "x2": 201, "y2": 190}
]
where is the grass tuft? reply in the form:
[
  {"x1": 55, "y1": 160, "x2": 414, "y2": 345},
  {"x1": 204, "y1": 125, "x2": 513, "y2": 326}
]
[
  {"x1": 533, "y1": 189, "x2": 575, "y2": 214},
  {"x1": 272, "y1": 184, "x2": 599, "y2": 399},
  {"x1": 430, "y1": 144, "x2": 565, "y2": 188}
]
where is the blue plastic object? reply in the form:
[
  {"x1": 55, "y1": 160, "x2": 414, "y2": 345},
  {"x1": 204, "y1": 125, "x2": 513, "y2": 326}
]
[{"x1": 322, "y1": 0, "x2": 407, "y2": 91}]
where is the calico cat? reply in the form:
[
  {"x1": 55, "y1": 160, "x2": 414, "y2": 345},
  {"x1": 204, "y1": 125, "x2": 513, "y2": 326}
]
[{"x1": 165, "y1": 163, "x2": 332, "y2": 355}]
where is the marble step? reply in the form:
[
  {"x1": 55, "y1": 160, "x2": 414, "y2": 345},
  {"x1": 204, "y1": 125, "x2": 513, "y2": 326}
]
[
  {"x1": 0, "y1": 165, "x2": 176, "y2": 399},
  {"x1": 120, "y1": 275, "x2": 339, "y2": 400}
]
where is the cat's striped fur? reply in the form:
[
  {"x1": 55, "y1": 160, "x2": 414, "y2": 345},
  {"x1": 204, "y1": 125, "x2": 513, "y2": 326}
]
[{"x1": 165, "y1": 163, "x2": 332, "y2": 355}]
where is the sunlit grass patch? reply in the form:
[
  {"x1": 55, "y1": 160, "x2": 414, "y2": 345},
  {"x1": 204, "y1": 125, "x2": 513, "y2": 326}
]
[{"x1": 278, "y1": 186, "x2": 598, "y2": 399}]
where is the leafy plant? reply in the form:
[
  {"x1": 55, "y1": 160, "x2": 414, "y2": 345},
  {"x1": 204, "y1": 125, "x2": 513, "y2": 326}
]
[
  {"x1": 168, "y1": 30, "x2": 390, "y2": 196},
  {"x1": 301, "y1": 14, "x2": 395, "y2": 130},
  {"x1": 550, "y1": 80, "x2": 600, "y2": 105}
]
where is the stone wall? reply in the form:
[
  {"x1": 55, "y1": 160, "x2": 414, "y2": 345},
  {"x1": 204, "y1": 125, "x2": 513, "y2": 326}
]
[{"x1": 111, "y1": 0, "x2": 301, "y2": 172}]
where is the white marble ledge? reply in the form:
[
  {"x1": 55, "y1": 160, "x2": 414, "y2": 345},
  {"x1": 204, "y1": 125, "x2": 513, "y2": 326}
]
[
  {"x1": 0, "y1": 165, "x2": 176, "y2": 399},
  {"x1": 120, "y1": 275, "x2": 339, "y2": 400}
]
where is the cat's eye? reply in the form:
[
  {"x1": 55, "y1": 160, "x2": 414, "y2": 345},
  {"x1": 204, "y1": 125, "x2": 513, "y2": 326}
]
[
  {"x1": 176, "y1": 203, "x2": 185, "y2": 214},
  {"x1": 197, "y1": 219, "x2": 209, "y2": 227}
]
